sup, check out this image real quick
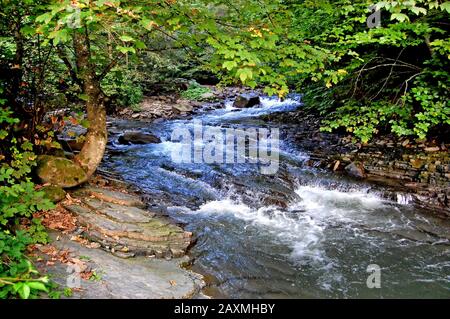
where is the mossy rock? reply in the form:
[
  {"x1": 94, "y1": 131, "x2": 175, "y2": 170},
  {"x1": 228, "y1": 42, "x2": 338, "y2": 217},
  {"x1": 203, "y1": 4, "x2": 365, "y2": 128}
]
[
  {"x1": 41, "y1": 185, "x2": 67, "y2": 203},
  {"x1": 36, "y1": 155, "x2": 87, "y2": 188}
]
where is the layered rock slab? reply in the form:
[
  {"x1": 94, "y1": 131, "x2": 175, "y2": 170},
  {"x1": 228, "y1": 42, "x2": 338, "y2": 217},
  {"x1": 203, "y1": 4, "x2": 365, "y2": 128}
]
[
  {"x1": 40, "y1": 234, "x2": 204, "y2": 299},
  {"x1": 65, "y1": 187, "x2": 192, "y2": 258},
  {"x1": 74, "y1": 186, "x2": 146, "y2": 209}
]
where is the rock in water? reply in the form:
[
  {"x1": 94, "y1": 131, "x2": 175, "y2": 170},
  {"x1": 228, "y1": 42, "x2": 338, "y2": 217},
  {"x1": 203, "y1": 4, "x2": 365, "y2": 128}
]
[
  {"x1": 233, "y1": 94, "x2": 260, "y2": 108},
  {"x1": 118, "y1": 131, "x2": 161, "y2": 145},
  {"x1": 345, "y1": 162, "x2": 367, "y2": 179},
  {"x1": 36, "y1": 156, "x2": 87, "y2": 188}
]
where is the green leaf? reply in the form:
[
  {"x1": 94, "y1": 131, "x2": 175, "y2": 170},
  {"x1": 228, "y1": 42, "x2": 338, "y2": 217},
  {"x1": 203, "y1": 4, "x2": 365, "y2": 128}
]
[
  {"x1": 135, "y1": 40, "x2": 146, "y2": 49},
  {"x1": 21, "y1": 25, "x2": 36, "y2": 36},
  {"x1": 19, "y1": 284, "x2": 31, "y2": 299},
  {"x1": 27, "y1": 282, "x2": 48, "y2": 292},
  {"x1": 222, "y1": 61, "x2": 237, "y2": 70},
  {"x1": 78, "y1": 94, "x2": 88, "y2": 101},
  {"x1": 117, "y1": 46, "x2": 136, "y2": 54},
  {"x1": 36, "y1": 12, "x2": 53, "y2": 24},
  {"x1": 119, "y1": 35, "x2": 134, "y2": 42},
  {"x1": 441, "y1": 2, "x2": 450, "y2": 13},
  {"x1": 410, "y1": 6, "x2": 427, "y2": 15},
  {"x1": 391, "y1": 13, "x2": 410, "y2": 22}
]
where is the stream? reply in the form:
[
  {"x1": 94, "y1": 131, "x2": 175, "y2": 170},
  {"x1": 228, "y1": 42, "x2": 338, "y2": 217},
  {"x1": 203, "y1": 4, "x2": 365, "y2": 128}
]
[{"x1": 103, "y1": 95, "x2": 450, "y2": 298}]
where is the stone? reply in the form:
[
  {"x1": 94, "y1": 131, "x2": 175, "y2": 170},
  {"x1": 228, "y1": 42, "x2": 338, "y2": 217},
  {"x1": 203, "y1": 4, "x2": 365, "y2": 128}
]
[
  {"x1": 345, "y1": 162, "x2": 367, "y2": 179},
  {"x1": 36, "y1": 156, "x2": 87, "y2": 188},
  {"x1": 39, "y1": 233, "x2": 204, "y2": 299},
  {"x1": 82, "y1": 198, "x2": 155, "y2": 223},
  {"x1": 118, "y1": 131, "x2": 161, "y2": 145},
  {"x1": 233, "y1": 94, "x2": 260, "y2": 108},
  {"x1": 200, "y1": 92, "x2": 215, "y2": 100},
  {"x1": 333, "y1": 160, "x2": 340, "y2": 171},
  {"x1": 75, "y1": 187, "x2": 145, "y2": 208},
  {"x1": 172, "y1": 102, "x2": 193, "y2": 113},
  {"x1": 410, "y1": 158, "x2": 424, "y2": 169},
  {"x1": 63, "y1": 198, "x2": 193, "y2": 258},
  {"x1": 59, "y1": 138, "x2": 84, "y2": 152},
  {"x1": 424, "y1": 146, "x2": 440, "y2": 152},
  {"x1": 401, "y1": 139, "x2": 410, "y2": 147},
  {"x1": 41, "y1": 185, "x2": 67, "y2": 203}
]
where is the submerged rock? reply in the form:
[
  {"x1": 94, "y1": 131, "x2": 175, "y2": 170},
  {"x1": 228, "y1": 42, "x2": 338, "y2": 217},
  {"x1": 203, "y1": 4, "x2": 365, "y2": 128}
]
[
  {"x1": 118, "y1": 131, "x2": 161, "y2": 145},
  {"x1": 233, "y1": 94, "x2": 260, "y2": 108},
  {"x1": 345, "y1": 162, "x2": 367, "y2": 179},
  {"x1": 36, "y1": 156, "x2": 87, "y2": 188}
]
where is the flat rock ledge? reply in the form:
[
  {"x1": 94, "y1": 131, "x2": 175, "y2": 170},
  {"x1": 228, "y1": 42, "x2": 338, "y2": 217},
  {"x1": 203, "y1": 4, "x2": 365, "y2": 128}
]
[
  {"x1": 42, "y1": 234, "x2": 205, "y2": 299},
  {"x1": 65, "y1": 186, "x2": 193, "y2": 259}
]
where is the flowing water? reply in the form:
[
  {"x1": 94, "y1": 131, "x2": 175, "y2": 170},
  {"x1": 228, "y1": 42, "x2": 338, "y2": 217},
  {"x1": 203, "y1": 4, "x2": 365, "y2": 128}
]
[{"x1": 103, "y1": 95, "x2": 450, "y2": 298}]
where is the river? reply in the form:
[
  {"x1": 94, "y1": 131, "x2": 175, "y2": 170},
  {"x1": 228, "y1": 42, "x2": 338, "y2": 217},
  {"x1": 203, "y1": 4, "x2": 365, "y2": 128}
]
[{"x1": 103, "y1": 95, "x2": 450, "y2": 298}]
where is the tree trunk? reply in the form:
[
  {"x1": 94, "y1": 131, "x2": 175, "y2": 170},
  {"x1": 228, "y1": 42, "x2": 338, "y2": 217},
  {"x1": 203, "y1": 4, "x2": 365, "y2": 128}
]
[{"x1": 72, "y1": 30, "x2": 107, "y2": 182}]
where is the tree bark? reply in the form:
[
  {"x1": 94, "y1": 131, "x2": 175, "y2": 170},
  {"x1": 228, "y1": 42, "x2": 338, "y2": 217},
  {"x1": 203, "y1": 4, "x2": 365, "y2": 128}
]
[{"x1": 72, "y1": 30, "x2": 107, "y2": 182}]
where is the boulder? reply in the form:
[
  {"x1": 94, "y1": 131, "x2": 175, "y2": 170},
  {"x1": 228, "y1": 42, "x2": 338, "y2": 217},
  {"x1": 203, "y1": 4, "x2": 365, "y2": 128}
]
[
  {"x1": 172, "y1": 102, "x2": 193, "y2": 113},
  {"x1": 41, "y1": 185, "x2": 67, "y2": 203},
  {"x1": 36, "y1": 156, "x2": 87, "y2": 188},
  {"x1": 200, "y1": 92, "x2": 215, "y2": 100},
  {"x1": 233, "y1": 94, "x2": 260, "y2": 108},
  {"x1": 345, "y1": 162, "x2": 367, "y2": 179},
  {"x1": 118, "y1": 131, "x2": 161, "y2": 145}
]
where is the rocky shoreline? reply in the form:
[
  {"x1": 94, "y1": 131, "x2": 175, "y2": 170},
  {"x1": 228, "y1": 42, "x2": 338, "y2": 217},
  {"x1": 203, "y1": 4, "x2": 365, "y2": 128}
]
[
  {"x1": 34, "y1": 173, "x2": 206, "y2": 299},
  {"x1": 262, "y1": 109, "x2": 450, "y2": 218}
]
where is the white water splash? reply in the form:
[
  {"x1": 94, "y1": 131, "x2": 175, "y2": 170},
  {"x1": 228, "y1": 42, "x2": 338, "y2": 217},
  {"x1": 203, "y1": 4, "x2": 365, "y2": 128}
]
[{"x1": 190, "y1": 185, "x2": 388, "y2": 264}]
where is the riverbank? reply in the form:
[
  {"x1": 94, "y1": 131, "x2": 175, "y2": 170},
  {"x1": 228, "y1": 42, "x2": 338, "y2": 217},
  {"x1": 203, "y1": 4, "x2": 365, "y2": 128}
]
[
  {"x1": 261, "y1": 108, "x2": 450, "y2": 218},
  {"x1": 33, "y1": 173, "x2": 205, "y2": 299},
  {"x1": 115, "y1": 86, "x2": 254, "y2": 122},
  {"x1": 41, "y1": 90, "x2": 449, "y2": 298}
]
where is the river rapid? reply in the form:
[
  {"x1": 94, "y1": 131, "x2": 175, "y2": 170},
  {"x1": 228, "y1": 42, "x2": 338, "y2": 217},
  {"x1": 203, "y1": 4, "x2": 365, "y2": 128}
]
[{"x1": 103, "y1": 95, "x2": 450, "y2": 298}]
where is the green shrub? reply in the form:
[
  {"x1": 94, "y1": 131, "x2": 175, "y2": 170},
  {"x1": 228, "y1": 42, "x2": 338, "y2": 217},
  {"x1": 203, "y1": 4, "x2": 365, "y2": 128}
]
[
  {"x1": 180, "y1": 82, "x2": 212, "y2": 100},
  {"x1": 101, "y1": 68, "x2": 144, "y2": 109},
  {"x1": 0, "y1": 90, "x2": 55, "y2": 299},
  {"x1": 300, "y1": 1, "x2": 450, "y2": 142}
]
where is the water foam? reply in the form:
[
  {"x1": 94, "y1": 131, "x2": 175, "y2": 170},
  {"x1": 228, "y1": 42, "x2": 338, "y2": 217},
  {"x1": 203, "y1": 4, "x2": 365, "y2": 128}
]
[{"x1": 191, "y1": 185, "x2": 387, "y2": 265}]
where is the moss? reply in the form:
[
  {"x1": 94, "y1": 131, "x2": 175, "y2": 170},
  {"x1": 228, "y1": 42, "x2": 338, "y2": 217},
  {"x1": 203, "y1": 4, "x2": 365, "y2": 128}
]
[
  {"x1": 41, "y1": 185, "x2": 67, "y2": 203},
  {"x1": 36, "y1": 156, "x2": 87, "y2": 188}
]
